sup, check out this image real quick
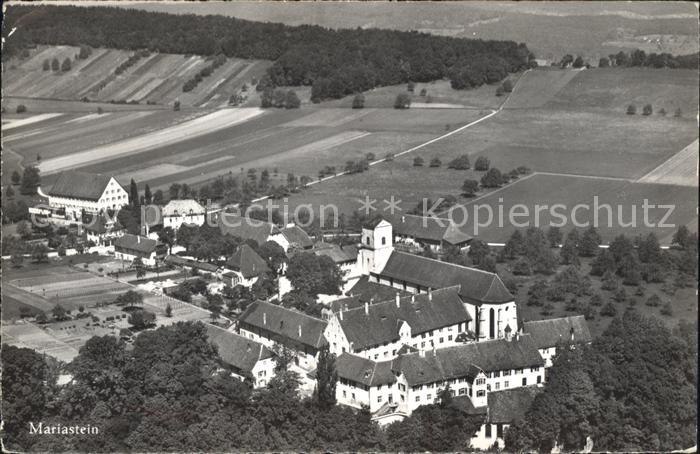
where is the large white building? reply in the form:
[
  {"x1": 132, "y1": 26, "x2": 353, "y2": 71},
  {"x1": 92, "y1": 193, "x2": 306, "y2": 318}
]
[
  {"x1": 161, "y1": 199, "x2": 206, "y2": 230},
  {"x1": 43, "y1": 171, "x2": 129, "y2": 222}
]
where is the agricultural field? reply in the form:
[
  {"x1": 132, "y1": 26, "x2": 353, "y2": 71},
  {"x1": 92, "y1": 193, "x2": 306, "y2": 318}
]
[{"x1": 3, "y1": 45, "x2": 270, "y2": 108}]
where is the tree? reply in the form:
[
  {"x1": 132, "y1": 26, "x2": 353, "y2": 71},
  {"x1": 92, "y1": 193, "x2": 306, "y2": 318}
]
[
  {"x1": 598, "y1": 57, "x2": 610, "y2": 67},
  {"x1": 173, "y1": 100, "x2": 181, "y2": 111},
  {"x1": 502, "y1": 79, "x2": 514, "y2": 92},
  {"x1": 16, "y1": 220, "x2": 32, "y2": 239},
  {"x1": 31, "y1": 244, "x2": 49, "y2": 263},
  {"x1": 671, "y1": 225, "x2": 691, "y2": 249},
  {"x1": 394, "y1": 93, "x2": 411, "y2": 109},
  {"x1": 61, "y1": 58, "x2": 72, "y2": 72},
  {"x1": 626, "y1": 104, "x2": 637, "y2": 115},
  {"x1": 461, "y1": 179, "x2": 479, "y2": 197},
  {"x1": 129, "y1": 179, "x2": 139, "y2": 208},
  {"x1": 52, "y1": 304, "x2": 69, "y2": 321},
  {"x1": 429, "y1": 157, "x2": 441, "y2": 167},
  {"x1": 285, "y1": 90, "x2": 301, "y2": 109},
  {"x1": 11, "y1": 253, "x2": 24, "y2": 268},
  {"x1": 547, "y1": 226, "x2": 562, "y2": 248},
  {"x1": 474, "y1": 156, "x2": 490, "y2": 171},
  {"x1": 352, "y1": 93, "x2": 365, "y2": 109},
  {"x1": 572, "y1": 56, "x2": 585, "y2": 68},
  {"x1": 590, "y1": 249, "x2": 615, "y2": 276},
  {"x1": 42, "y1": 59, "x2": 50, "y2": 71},
  {"x1": 447, "y1": 155, "x2": 470, "y2": 170},
  {"x1": 165, "y1": 303, "x2": 173, "y2": 317},
  {"x1": 11, "y1": 170, "x2": 21, "y2": 185},
  {"x1": 513, "y1": 257, "x2": 532, "y2": 276},
  {"x1": 480, "y1": 167, "x2": 504, "y2": 188},
  {"x1": 495, "y1": 85, "x2": 505, "y2": 97},
  {"x1": 128, "y1": 310, "x2": 156, "y2": 330},
  {"x1": 152, "y1": 189, "x2": 164, "y2": 205},
  {"x1": 51, "y1": 57, "x2": 60, "y2": 71},
  {"x1": 674, "y1": 107, "x2": 682, "y2": 117},
  {"x1": 207, "y1": 294, "x2": 224, "y2": 321},
  {"x1": 407, "y1": 81, "x2": 415, "y2": 92},
  {"x1": 467, "y1": 239, "x2": 490, "y2": 267},
  {"x1": 286, "y1": 253, "x2": 343, "y2": 296},
  {"x1": 413, "y1": 156, "x2": 424, "y2": 166},
  {"x1": 315, "y1": 345, "x2": 337, "y2": 408},
  {"x1": 133, "y1": 257, "x2": 146, "y2": 279},
  {"x1": 578, "y1": 226, "x2": 601, "y2": 257},
  {"x1": 642, "y1": 104, "x2": 653, "y2": 116}
]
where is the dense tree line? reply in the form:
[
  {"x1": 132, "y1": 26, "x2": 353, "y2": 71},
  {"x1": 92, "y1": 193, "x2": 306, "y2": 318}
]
[
  {"x1": 602, "y1": 49, "x2": 698, "y2": 69},
  {"x1": 5, "y1": 5, "x2": 532, "y2": 101},
  {"x1": 505, "y1": 311, "x2": 697, "y2": 452},
  {"x1": 2, "y1": 322, "x2": 487, "y2": 452}
]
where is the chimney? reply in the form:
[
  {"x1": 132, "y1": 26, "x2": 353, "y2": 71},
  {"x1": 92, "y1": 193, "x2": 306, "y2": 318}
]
[
  {"x1": 263, "y1": 312, "x2": 267, "y2": 325},
  {"x1": 364, "y1": 302, "x2": 369, "y2": 315},
  {"x1": 395, "y1": 293, "x2": 400, "y2": 308},
  {"x1": 401, "y1": 216, "x2": 405, "y2": 223},
  {"x1": 298, "y1": 324, "x2": 302, "y2": 338},
  {"x1": 428, "y1": 288, "x2": 432, "y2": 302},
  {"x1": 349, "y1": 341, "x2": 354, "y2": 353}
]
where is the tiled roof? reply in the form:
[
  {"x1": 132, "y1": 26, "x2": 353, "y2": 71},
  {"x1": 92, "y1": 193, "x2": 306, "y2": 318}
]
[
  {"x1": 162, "y1": 199, "x2": 205, "y2": 217},
  {"x1": 335, "y1": 353, "x2": 397, "y2": 387},
  {"x1": 487, "y1": 386, "x2": 542, "y2": 423},
  {"x1": 521, "y1": 315, "x2": 592, "y2": 350},
  {"x1": 218, "y1": 213, "x2": 280, "y2": 245},
  {"x1": 398, "y1": 335, "x2": 544, "y2": 386},
  {"x1": 338, "y1": 286, "x2": 471, "y2": 351},
  {"x1": 226, "y1": 244, "x2": 270, "y2": 278},
  {"x1": 48, "y1": 171, "x2": 117, "y2": 201},
  {"x1": 164, "y1": 255, "x2": 219, "y2": 272},
  {"x1": 206, "y1": 325, "x2": 274, "y2": 377},
  {"x1": 313, "y1": 243, "x2": 358, "y2": 264},
  {"x1": 346, "y1": 275, "x2": 412, "y2": 303},
  {"x1": 380, "y1": 251, "x2": 513, "y2": 304},
  {"x1": 453, "y1": 396, "x2": 488, "y2": 415},
  {"x1": 281, "y1": 225, "x2": 313, "y2": 249},
  {"x1": 238, "y1": 300, "x2": 328, "y2": 350},
  {"x1": 114, "y1": 234, "x2": 157, "y2": 254},
  {"x1": 386, "y1": 214, "x2": 472, "y2": 245},
  {"x1": 363, "y1": 215, "x2": 390, "y2": 229}
]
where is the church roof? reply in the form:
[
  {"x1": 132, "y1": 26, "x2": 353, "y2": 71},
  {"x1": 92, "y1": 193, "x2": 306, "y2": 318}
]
[
  {"x1": 338, "y1": 286, "x2": 470, "y2": 351},
  {"x1": 385, "y1": 214, "x2": 472, "y2": 245},
  {"x1": 48, "y1": 171, "x2": 118, "y2": 201},
  {"x1": 226, "y1": 244, "x2": 270, "y2": 278},
  {"x1": 238, "y1": 301, "x2": 328, "y2": 350},
  {"x1": 206, "y1": 325, "x2": 273, "y2": 377},
  {"x1": 313, "y1": 243, "x2": 358, "y2": 264},
  {"x1": 345, "y1": 276, "x2": 411, "y2": 303},
  {"x1": 380, "y1": 251, "x2": 513, "y2": 304},
  {"x1": 521, "y1": 315, "x2": 592, "y2": 350}
]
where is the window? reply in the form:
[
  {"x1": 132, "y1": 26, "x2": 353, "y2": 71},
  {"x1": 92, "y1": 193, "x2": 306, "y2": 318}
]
[
  {"x1": 421, "y1": 342, "x2": 425, "y2": 348},
  {"x1": 503, "y1": 370, "x2": 511, "y2": 376},
  {"x1": 476, "y1": 378, "x2": 485, "y2": 385},
  {"x1": 493, "y1": 371, "x2": 500, "y2": 378},
  {"x1": 531, "y1": 367, "x2": 540, "y2": 372},
  {"x1": 343, "y1": 390, "x2": 347, "y2": 398},
  {"x1": 421, "y1": 333, "x2": 426, "y2": 339},
  {"x1": 439, "y1": 337, "x2": 444, "y2": 343},
  {"x1": 497, "y1": 424, "x2": 504, "y2": 438},
  {"x1": 415, "y1": 395, "x2": 420, "y2": 402},
  {"x1": 459, "y1": 388, "x2": 466, "y2": 395},
  {"x1": 427, "y1": 394, "x2": 432, "y2": 401},
  {"x1": 522, "y1": 377, "x2": 527, "y2": 386},
  {"x1": 448, "y1": 335, "x2": 453, "y2": 341},
  {"x1": 365, "y1": 237, "x2": 370, "y2": 245},
  {"x1": 374, "y1": 354, "x2": 378, "y2": 360},
  {"x1": 537, "y1": 376, "x2": 542, "y2": 384},
  {"x1": 377, "y1": 395, "x2": 382, "y2": 402},
  {"x1": 495, "y1": 382, "x2": 500, "y2": 390},
  {"x1": 384, "y1": 351, "x2": 388, "y2": 357},
  {"x1": 476, "y1": 390, "x2": 485, "y2": 397},
  {"x1": 485, "y1": 424, "x2": 492, "y2": 438},
  {"x1": 352, "y1": 393, "x2": 355, "y2": 400},
  {"x1": 504, "y1": 380, "x2": 509, "y2": 388},
  {"x1": 381, "y1": 237, "x2": 386, "y2": 245}
]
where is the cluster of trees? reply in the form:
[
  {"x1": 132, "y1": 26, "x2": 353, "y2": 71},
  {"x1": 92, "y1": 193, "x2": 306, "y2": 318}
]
[
  {"x1": 599, "y1": 49, "x2": 698, "y2": 69},
  {"x1": 627, "y1": 103, "x2": 682, "y2": 118},
  {"x1": 2, "y1": 321, "x2": 492, "y2": 452},
  {"x1": 183, "y1": 54, "x2": 226, "y2": 92},
  {"x1": 42, "y1": 57, "x2": 71, "y2": 72},
  {"x1": 495, "y1": 79, "x2": 513, "y2": 96},
  {"x1": 505, "y1": 311, "x2": 697, "y2": 452},
  {"x1": 282, "y1": 252, "x2": 344, "y2": 316},
  {"x1": 114, "y1": 50, "x2": 150, "y2": 75},
  {"x1": 260, "y1": 88, "x2": 301, "y2": 109},
  {"x1": 5, "y1": 5, "x2": 532, "y2": 101}
]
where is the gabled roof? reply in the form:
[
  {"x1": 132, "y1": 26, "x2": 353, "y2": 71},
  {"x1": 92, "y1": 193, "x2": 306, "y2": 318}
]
[
  {"x1": 313, "y1": 243, "x2": 358, "y2": 264},
  {"x1": 48, "y1": 171, "x2": 119, "y2": 201},
  {"x1": 206, "y1": 325, "x2": 274, "y2": 377},
  {"x1": 114, "y1": 234, "x2": 157, "y2": 254},
  {"x1": 386, "y1": 214, "x2": 472, "y2": 245},
  {"x1": 379, "y1": 251, "x2": 513, "y2": 304},
  {"x1": 338, "y1": 286, "x2": 471, "y2": 351},
  {"x1": 335, "y1": 353, "x2": 397, "y2": 387},
  {"x1": 398, "y1": 334, "x2": 543, "y2": 386},
  {"x1": 487, "y1": 386, "x2": 542, "y2": 423},
  {"x1": 162, "y1": 199, "x2": 205, "y2": 217},
  {"x1": 345, "y1": 275, "x2": 411, "y2": 303},
  {"x1": 280, "y1": 225, "x2": 313, "y2": 249},
  {"x1": 218, "y1": 213, "x2": 280, "y2": 245},
  {"x1": 238, "y1": 300, "x2": 328, "y2": 350},
  {"x1": 521, "y1": 315, "x2": 592, "y2": 350},
  {"x1": 226, "y1": 244, "x2": 270, "y2": 278},
  {"x1": 363, "y1": 215, "x2": 390, "y2": 229}
]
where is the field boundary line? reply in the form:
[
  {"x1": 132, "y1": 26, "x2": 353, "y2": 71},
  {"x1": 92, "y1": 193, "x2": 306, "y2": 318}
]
[
  {"x1": 635, "y1": 139, "x2": 699, "y2": 186},
  {"x1": 534, "y1": 171, "x2": 636, "y2": 182},
  {"x1": 436, "y1": 172, "x2": 538, "y2": 215}
]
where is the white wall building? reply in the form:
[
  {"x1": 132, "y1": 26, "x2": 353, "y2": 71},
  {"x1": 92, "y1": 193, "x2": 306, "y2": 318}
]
[
  {"x1": 161, "y1": 199, "x2": 206, "y2": 230},
  {"x1": 44, "y1": 171, "x2": 129, "y2": 223}
]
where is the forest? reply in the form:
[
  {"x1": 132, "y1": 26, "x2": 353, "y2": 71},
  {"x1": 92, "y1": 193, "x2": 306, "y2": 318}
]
[{"x1": 3, "y1": 5, "x2": 533, "y2": 100}]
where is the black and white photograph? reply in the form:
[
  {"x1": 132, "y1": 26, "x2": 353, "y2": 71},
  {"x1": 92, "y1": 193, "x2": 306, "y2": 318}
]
[{"x1": 1, "y1": 1, "x2": 698, "y2": 452}]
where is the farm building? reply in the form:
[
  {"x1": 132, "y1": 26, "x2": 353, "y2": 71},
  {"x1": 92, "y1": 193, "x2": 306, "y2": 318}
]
[
  {"x1": 41, "y1": 170, "x2": 129, "y2": 223},
  {"x1": 206, "y1": 325, "x2": 276, "y2": 388},
  {"x1": 224, "y1": 244, "x2": 270, "y2": 287},
  {"x1": 385, "y1": 214, "x2": 472, "y2": 252},
  {"x1": 160, "y1": 199, "x2": 206, "y2": 230},
  {"x1": 114, "y1": 234, "x2": 163, "y2": 267}
]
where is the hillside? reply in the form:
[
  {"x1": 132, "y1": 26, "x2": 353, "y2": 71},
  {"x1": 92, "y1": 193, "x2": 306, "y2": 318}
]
[{"x1": 3, "y1": 45, "x2": 270, "y2": 107}]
